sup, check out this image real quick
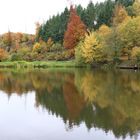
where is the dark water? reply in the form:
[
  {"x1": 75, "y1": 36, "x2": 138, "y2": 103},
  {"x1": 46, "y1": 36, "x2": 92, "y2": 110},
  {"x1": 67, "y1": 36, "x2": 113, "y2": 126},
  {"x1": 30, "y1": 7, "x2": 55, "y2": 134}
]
[{"x1": 0, "y1": 68, "x2": 140, "y2": 140}]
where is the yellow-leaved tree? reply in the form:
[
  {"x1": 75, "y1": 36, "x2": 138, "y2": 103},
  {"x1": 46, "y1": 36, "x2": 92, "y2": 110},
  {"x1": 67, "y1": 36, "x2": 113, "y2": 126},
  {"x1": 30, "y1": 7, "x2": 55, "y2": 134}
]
[
  {"x1": 78, "y1": 32, "x2": 106, "y2": 64},
  {"x1": 118, "y1": 16, "x2": 140, "y2": 57},
  {"x1": 97, "y1": 24, "x2": 111, "y2": 54},
  {"x1": 98, "y1": 24, "x2": 111, "y2": 39},
  {"x1": 113, "y1": 5, "x2": 129, "y2": 26},
  {"x1": 131, "y1": 47, "x2": 140, "y2": 61},
  {"x1": 132, "y1": 0, "x2": 140, "y2": 16},
  {"x1": 106, "y1": 5, "x2": 130, "y2": 61}
]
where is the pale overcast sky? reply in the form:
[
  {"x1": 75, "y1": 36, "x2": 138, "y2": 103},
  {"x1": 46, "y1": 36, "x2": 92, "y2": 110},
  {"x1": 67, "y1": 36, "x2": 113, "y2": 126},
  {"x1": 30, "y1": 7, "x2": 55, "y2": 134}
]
[{"x1": 0, "y1": 0, "x2": 105, "y2": 34}]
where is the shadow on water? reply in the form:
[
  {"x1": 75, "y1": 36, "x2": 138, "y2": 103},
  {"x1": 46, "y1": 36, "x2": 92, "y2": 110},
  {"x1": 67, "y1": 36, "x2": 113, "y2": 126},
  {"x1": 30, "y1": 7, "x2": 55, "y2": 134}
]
[{"x1": 0, "y1": 68, "x2": 140, "y2": 139}]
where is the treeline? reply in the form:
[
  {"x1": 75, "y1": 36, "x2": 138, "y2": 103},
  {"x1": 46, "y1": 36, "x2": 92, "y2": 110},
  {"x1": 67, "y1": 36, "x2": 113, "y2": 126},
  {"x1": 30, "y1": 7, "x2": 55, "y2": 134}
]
[
  {"x1": 0, "y1": 32, "x2": 35, "y2": 61},
  {"x1": 1, "y1": 0, "x2": 140, "y2": 64},
  {"x1": 37, "y1": 0, "x2": 134, "y2": 43}
]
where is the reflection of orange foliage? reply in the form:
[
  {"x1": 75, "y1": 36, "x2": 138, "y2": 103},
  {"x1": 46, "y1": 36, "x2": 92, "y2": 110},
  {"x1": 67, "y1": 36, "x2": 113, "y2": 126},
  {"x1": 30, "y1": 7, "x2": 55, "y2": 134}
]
[
  {"x1": 0, "y1": 72, "x2": 5, "y2": 81},
  {"x1": 63, "y1": 76, "x2": 85, "y2": 121}
]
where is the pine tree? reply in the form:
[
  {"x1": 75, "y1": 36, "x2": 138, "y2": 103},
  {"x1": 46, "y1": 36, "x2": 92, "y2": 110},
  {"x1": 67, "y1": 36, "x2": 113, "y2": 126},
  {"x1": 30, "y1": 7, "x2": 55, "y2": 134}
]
[{"x1": 82, "y1": 1, "x2": 96, "y2": 30}]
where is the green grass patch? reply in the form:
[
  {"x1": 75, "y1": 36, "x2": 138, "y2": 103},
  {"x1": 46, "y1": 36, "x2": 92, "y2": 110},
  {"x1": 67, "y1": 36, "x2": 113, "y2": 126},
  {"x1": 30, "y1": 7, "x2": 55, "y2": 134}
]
[{"x1": 0, "y1": 60, "x2": 88, "y2": 69}]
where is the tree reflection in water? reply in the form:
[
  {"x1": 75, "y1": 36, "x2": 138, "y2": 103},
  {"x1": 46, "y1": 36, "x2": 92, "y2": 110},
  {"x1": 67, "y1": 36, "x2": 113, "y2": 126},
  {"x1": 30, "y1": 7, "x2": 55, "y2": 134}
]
[{"x1": 0, "y1": 68, "x2": 140, "y2": 139}]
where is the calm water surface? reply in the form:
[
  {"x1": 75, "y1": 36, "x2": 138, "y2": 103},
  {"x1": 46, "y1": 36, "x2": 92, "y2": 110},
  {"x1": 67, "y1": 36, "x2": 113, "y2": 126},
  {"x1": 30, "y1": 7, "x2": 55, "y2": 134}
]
[{"x1": 0, "y1": 68, "x2": 140, "y2": 140}]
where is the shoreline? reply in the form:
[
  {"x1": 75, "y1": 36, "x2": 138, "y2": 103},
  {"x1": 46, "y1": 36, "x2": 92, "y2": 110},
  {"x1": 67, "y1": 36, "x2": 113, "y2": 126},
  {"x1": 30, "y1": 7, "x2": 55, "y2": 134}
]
[
  {"x1": 0, "y1": 61, "x2": 87, "y2": 68},
  {"x1": 0, "y1": 60, "x2": 140, "y2": 70}
]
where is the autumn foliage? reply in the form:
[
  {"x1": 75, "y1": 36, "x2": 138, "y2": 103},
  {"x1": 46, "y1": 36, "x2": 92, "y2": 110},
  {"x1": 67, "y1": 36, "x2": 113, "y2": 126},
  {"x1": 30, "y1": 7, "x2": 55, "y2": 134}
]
[
  {"x1": 113, "y1": 5, "x2": 129, "y2": 26},
  {"x1": 3, "y1": 31, "x2": 12, "y2": 47},
  {"x1": 63, "y1": 6, "x2": 86, "y2": 49},
  {"x1": 0, "y1": 1, "x2": 139, "y2": 63},
  {"x1": 46, "y1": 37, "x2": 54, "y2": 49},
  {"x1": 33, "y1": 42, "x2": 41, "y2": 53},
  {"x1": 0, "y1": 48, "x2": 7, "y2": 61},
  {"x1": 81, "y1": 32, "x2": 106, "y2": 63}
]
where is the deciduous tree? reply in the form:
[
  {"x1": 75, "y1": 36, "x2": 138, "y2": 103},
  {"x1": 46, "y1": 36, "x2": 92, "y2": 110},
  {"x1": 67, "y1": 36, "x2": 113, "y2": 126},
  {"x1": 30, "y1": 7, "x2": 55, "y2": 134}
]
[
  {"x1": 113, "y1": 5, "x2": 129, "y2": 26},
  {"x1": 118, "y1": 16, "x2": 140, "y2": 57},
  {"x1": 3, "y1": 31, "x2": 12, "y2": 52},
  {"x1": 80, "y1": 32, "x2": 106, "y2": 64},
  {"x1": 132, "y1": 0, "x2": 140, "y2": 16},
  {"x1": 0, "y1": 48, "x2": 7, "y2": 61},
  {"x1": 63, "y1": 6, "x2": 86, "y2": 49}
]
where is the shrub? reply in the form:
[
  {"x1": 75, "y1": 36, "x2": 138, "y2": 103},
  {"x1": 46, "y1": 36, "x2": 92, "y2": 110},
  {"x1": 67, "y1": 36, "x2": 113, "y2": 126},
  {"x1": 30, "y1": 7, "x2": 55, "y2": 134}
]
[
  {"x1": 62, "y1": 49, "x2": 75, "y2": 60},
  {"x1": 18, "y1": 47, "x2": 31, "y2": 56},
  {"x1": 33, "y1": 42, "x2": 42, "y2": 53},
  {"x1": 45, "y1": 53, "x2": 56, "y2": 60},
  {"x1": 50, "y1": 43, "x2": 63, "y2": 52},
  {"x1": 10, "y1": 53, "x2": 22, "y2": 61}
]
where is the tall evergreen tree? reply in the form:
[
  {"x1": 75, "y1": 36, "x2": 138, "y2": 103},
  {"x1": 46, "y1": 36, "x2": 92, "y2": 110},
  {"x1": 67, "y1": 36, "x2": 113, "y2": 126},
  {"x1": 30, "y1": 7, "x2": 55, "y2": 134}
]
[
  {"x1": 38, "y1": 8, "x2": 70, "y2": 43},
  {"x1": 82, "y1": 1, "x2": 96, "y2": 30},
  {"x1": 37, "y1": 0, "x2": 134, "y2": 43},
  {"x1": 115, "y1": 0, "x2": 134, "y2": 7},
  {"x1": 95, "y1": 0, "x2": 115, "y2": 29}
]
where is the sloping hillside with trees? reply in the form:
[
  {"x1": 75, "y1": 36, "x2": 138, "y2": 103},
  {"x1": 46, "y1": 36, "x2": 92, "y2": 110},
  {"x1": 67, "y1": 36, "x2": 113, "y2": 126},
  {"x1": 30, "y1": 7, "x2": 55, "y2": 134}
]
[{"x1": 1, "y1": 0, "x2": 140, "y2": 68}]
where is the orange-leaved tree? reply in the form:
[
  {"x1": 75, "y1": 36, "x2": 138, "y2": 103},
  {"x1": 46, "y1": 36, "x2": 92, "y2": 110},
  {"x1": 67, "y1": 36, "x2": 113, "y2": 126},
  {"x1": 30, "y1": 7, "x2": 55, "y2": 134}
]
[
  {"x1": 0, "y1": 48, "x2": 7, "y2": 61},
  {"x1": 3, "y1": 31, "x2": 12, "y2": 52},
  {"x1": 15, "y1": 32, "x2": 23, "y2": 43},
  {"x1": 63, "y1": 5, "x2": 86, "y2": 49}
]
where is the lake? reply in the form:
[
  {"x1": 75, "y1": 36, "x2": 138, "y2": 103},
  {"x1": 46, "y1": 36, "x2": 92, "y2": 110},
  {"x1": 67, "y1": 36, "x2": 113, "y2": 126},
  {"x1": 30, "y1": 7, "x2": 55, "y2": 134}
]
[{"x1": 0, "y1": 68, "x2": 140, "y2": 140}]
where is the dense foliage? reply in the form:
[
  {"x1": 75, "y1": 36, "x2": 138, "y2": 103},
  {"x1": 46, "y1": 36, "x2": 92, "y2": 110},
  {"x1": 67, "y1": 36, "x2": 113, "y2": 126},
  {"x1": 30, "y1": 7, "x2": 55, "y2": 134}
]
[
  {"x1": 63, "y1": 6, "x2": 86, "y2": 49},
  {"x1": 1, "y1": 0, "x2": 140, "y2": 65},
  {"x1": 37, "y1": 0, "x2": 134, "y2": 42}
]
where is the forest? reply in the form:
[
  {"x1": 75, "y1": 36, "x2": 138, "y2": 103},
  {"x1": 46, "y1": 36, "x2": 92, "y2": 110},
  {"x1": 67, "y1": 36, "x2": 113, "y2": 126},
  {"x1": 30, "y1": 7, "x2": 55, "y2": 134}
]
[{"x1": 0, "y1": 0, "x2": 140, "y2": 67}]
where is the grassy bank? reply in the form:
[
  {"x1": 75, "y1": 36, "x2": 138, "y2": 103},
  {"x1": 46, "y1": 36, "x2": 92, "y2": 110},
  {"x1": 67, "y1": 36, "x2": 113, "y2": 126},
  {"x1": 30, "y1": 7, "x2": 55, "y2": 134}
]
[
  {"x1": 0, "y1": 60, "x2": 140, "y2": 69},
  {"x1": 0, "y1": 61, "x2": 89, "y2": 68}
]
